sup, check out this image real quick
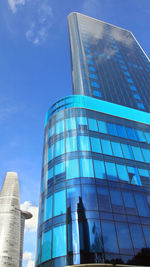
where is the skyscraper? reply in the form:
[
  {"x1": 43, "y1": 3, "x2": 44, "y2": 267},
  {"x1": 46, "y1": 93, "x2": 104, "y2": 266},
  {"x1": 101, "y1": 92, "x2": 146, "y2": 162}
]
[
  {"x1": 36, "y1": 13, "x2": 150, "y2": 267},
  {"x1": 0, "y1": 172, "x2": 32, "y2": 267}
]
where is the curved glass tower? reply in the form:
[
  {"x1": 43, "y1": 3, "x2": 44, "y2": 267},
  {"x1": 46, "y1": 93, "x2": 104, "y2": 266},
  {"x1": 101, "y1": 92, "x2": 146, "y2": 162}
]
[{"x1": 36, "y1": 13, "x2": 150, "y2": 267}]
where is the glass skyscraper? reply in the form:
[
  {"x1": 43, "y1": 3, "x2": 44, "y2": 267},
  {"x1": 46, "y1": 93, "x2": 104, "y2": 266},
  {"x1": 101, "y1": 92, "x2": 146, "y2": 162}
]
[
  {"x1": 0, "y1": 172, "x2": 32, "y2": 267},
  {"x1": 36, "y1": 13, "x2": 150, "y2": 267}
]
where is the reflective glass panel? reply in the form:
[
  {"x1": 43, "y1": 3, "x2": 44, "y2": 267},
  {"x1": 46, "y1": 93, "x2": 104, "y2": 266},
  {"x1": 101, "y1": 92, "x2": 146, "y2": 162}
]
[
  {"x1": 111, "y1": 141, "x2": 123, "y2": 157},
  {"x1": 42, "y1": 230, "x2": 51, "y2": 262},
  {"x1": 56, "y1": 120, "x2": 64, "y2": 135},
  {"x1": 101, "y1": 221, "x2": 119, "y2": 253},
  {"x1": 52, "y1": 224, "x2": 67, "y2": 257},
  {"x1": 54, "y1": 190, "x2": 66, "y2": 216},
  {"x1": 55, "y1": 139, "x2": 65, "y2": 157},
  {"x1": 80, "y1": 158, "x2": 94, "y2": 177},
  {"x1": 82, "y1": 185, "x2": 98, "y2": 210},
  {"x1": 88, "y1": 118, "x2": 98, "y2": 131},
  {"x1": 90, "y1": 137, "x2": 102, "y2": 153},
  {"x1": 65, "y1": 117, "x2": 76, "y2": 131},
  {"x1": 101, "y1": 139, "x2": 113, "y2": 155},
  {"x1": 66, "y1": 159, "x2": 79, "y2": 179},
  {"x1": 115, "y1": 223, "x2": 133, "y2": 254},
  {"x1": 94, "y1": 160, "x2": 106, "y2": 179},
  {"x1": 66, "y1": 136, "x2": 77, "y2": 153},
  {"x1": 97, "y1": 120, "x2": 108, "y2": 134},
  {"x1": 105, "y1": 162, "x2": 118, "y2": 181},
  {"x1": 78, "y1": 135, "x2": 91, "y2": 151}
]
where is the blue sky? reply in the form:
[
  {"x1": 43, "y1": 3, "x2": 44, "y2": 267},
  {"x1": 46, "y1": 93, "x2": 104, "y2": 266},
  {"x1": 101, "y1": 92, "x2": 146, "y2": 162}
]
[{"x1": 0, "y1": 0, "x2": 149, "y2": 266}]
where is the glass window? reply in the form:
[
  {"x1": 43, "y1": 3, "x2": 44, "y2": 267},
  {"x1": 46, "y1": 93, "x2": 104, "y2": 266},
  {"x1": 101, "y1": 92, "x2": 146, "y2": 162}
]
[
  {"x1": 68, "y1": 221, "x2": 80, "y2": 253},
  {"x1": 138, "y1": 168, "x2": 149, "y2": 178},
  {"x1": 98, "y1": 120, "x2": 108, "y2": 134},
  {"x1": 82, "y1": 185, "x2": 98, "y2": 210},
  {"x1": 122, "y1": 191, "x2": 137, "y2": 214},
  {"x1": 117, "y1": 124, "x2": 127, "y2": 138},
  {"x1": 90, "y1": 137, "x2": 102, "y2": 153},
  {"x1": 49, "y1": 126, "x2": 55, "y2": 137},
  {"x1": 135, "y1": 129, "x2": 146, "y2": 142},
  {"x1": 130, "y1": 85, "x2": 137, "y2": 91},
  {"x1": 111, "y1": 141, "x2": 123, "y2": 157},
  {"x1": 115, "y1": 223, "x2": 133, "y2": 254},
  {"x1": 55, "y1": 139, "x2": 65, "y2": 157},
  {"x1": 54, "y1": 190, "x2": 66, "y2": 216},
  {"x1": 116, "y1": 164, "x2": 129, "y2": 182},
  {"x1": 131, "y1": 146, "x2": 144, "y2": 162},
  {"x1": 88, "y1": 220, "x2": 102, "y2": 252},
  {"x1": 52, "y1": 224, "x2": 66, "y2": 258},
  {"x1": 48, "y1": 144, "x2": 54, "y2": 161},
  {"x1": 55, "y1": 161, "x2": 65, "y2": 176},
  {"x1": 89, "y1": 73, "x2": 98, "y2": 79},
  {"x1": 142, "y1": 148, "x2": 150, "y2": 163},
  {"x1": 101, "y1": 221, "x2": 119, "y2": 253},
  {"x1": 126, "y1": 127, "x2": 137, "y2": 140},
  {"x1": 88, "y1": 118, "x2": 98, "y2": 131},
  {"x1": 78, "y1": 135, "x2": 90, "y2": 151},
  {"x1": 80, "y1": 158, "x2": 94, "y2": 177},
  {"x1": 101, "y1": 139, "x2": 113, "y2": 155},
  {"x1": 121, "y1": 144, "x2": 133, "y2": 159},
  {"x1": 48, "y1": 167, "x2": 53, "y2": 180},
  {"x1": 65, "y1": 117, "x2": 76, "y2": 131},
  {"x1": 93, "y1": 160, "x2": 105, "y2": 179},
  {"x1": 110, "y1": 189, "x2": 123, "y2": 208},
  {"x1": 91, "y1": 80, "x2": 100, "y2": 88},
  {"x1": 56, "y1": 120, "x2": 64, "y2": 135},
  {"x1": 67, "y1": 186, "x2": 81, "y2": 212},
  {"x1": 66, "y1": 159, "x2": 79, "y2": 179},
  {"x1": 124, "y1": 71, "x2": 130, "y2": 76},
  {"x1": 93, "y1": 90, "x2": 102, "y2": 98},
  {"x1": 128, "y1": 78, "x2": 133, "y2": 84},
  {"x1": 134, "y1": 93, "x2": 141, "y2": 100},
  {"x1": 97, "y1": 187, "x2": 112, "y2": 211},
  {"x1": 88, "y1": 66, "x2": 96, "y2": 72},
  {"x1": 134, "y1": 193, "x2": 150, "y2": 217},
  {"x1": 129, "y1": 224, "x2": 146, "y2": 252},
  {"x1": 127, "y1": 166, "x2": 141, "y2": 186},
  {"x1": 88, "y1": 59, "x2": 94, "y2": 65},
  {"x1": 144, "y1": 132, "x2": 150, "y2": 144},
  {"x1": 86, "y1": 54, "x2": 92, "y2": 58},
  {"x1": 44, "y1": 196, "x2": 53, "y2": 221},
  {"x1": 138, "y1": 102, "x2": 145, "y2": 109},
  {"x1": 77, "y1": 116, "x2": 88, "y2": 126},
  {"x1": 142, "y1": 226, "x2": 150, "y2": 248},
  {"x1": 105, "y1": 162, "x2": 118, "y2": 181},
  {"x1": 66, "y1": 136, "x2": 77, "y2": 153},
  {"x1": 107, "y1": 123, "x2": 118, "y2": 136},
  {"x1": 42, "y1": 230, "x2": 52, "y2": 262}
]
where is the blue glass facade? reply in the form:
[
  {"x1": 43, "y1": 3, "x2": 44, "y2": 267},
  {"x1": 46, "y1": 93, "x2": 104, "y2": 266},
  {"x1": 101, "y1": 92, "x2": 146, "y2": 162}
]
[
  {"x1": 68, "y1": 13, "x2": 150, "y2": 112},
  {"x1": 36, "y1": 13, "x2": 150, "y2": 267}
]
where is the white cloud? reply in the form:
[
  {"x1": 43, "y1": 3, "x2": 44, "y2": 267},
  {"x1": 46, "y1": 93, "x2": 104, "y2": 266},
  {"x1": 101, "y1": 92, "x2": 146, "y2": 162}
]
[
  {"x1": 8, "y1": 0, "x2": 25, "y2": 14},
  {"x1": 23, "y1": 251, "x2": 32, "y2": 261},
  {"x1": 27, "y1": 261, "x2": 34, "y2": 267},
  {"x1": 23, "y1": 251, "x2": 34, "y2": 267},
  {"x1": 8, "y1": 0, "x2": 53, "y2": 45},
  {"x1": 25, "y1": 1, "x2": 53, "y2": 45},
  {"x1": 21, "y1": 201, "x2": 38, "y2": 232},
  {"x1": 82, "y1": 0, "x2": 100, "y2": 15}
]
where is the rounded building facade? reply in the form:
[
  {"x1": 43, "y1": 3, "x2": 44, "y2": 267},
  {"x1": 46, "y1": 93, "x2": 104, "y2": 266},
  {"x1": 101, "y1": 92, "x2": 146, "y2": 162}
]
[{"x1": 36, "y1": 95, "x2": 150, "y2": 267}]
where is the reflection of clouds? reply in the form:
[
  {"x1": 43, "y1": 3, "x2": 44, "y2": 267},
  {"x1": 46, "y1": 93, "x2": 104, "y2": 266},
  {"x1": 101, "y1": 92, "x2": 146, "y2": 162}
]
[{"x1": 111, "y1": 28, "x2": 134, "y2": 47}]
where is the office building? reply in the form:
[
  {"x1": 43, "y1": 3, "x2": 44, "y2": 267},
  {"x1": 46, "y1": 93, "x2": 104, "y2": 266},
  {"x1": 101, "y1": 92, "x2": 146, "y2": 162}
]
[
  {"x1": 0, "y1": 172, "x2": 32, "y2": 267},
  {"x1": 36, "y1": 13, "x2": 150, "y2": 267}
]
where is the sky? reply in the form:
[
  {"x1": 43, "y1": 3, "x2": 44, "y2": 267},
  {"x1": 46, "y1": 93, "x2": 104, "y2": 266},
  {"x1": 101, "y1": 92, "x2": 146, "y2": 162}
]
[{"x1": 0, "y1": 0, "x2": 149, "y2": 266}]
